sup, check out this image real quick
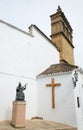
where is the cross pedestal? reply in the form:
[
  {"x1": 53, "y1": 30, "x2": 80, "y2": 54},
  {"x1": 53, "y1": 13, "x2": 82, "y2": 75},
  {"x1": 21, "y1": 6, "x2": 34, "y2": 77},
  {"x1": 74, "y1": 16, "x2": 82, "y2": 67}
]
[
  {"x1": 11, "y1": 101, "x2": 26, "y2": 128},
  {"x1": 46, "y1": 78, "x2": 61, "y2": 108}
]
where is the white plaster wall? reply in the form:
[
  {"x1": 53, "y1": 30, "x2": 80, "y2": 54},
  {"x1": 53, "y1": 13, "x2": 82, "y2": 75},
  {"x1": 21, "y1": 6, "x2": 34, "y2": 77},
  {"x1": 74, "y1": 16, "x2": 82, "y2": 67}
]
[
  {"x1": 37, "y1": 73, "x2": 77, "y2": 127},
  {"x1": 0, "y1": 22, "x2": 33, "y2": 77},
  {"x1": 0, "y1": 23, "x2": 38, "y2": 120},
  {"x1": 29, "y1": 26, "x2": 59, "y2": 77},
  {"x1": 0, "y1": 21, "x2": 59, "y2": 120},
  {"x1": 73, "y1": 71, "x2": 83, "y2": 130},
  {"x1": 0, "y1": 22, "x2": 59, "y2": 78}
]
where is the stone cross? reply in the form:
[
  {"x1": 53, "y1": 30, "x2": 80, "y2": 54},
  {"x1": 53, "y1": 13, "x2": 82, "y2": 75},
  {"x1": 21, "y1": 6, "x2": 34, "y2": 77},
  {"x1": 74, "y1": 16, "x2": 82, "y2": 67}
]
[{"x1": 46, "y1": 78, "x2": 61, "y2": 108}]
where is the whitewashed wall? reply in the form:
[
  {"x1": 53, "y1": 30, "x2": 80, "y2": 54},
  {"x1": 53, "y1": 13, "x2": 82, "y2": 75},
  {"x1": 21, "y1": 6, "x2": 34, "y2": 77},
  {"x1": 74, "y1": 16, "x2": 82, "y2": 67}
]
[
  {"x1": 0, "y1": 21, "x2": 59, "y2": 120},
  {"x1": 72, "y1": 70, "x2": 83, "y2": 130},
  {"x1": 0, "y1": 22, "x2": 33, "y2": 78},
  {"x1": 37, "y1": 73, "x2": 77, "y2": 127},
  {"x1": 29, "y1": 25, "x2": 59, "y2": 77},
  {"x1": 0, "y1": 22, "x2": 59, "y2": 78},
  {"x1": 0, "y1": 73, "x2": 37, "y2": 120}
]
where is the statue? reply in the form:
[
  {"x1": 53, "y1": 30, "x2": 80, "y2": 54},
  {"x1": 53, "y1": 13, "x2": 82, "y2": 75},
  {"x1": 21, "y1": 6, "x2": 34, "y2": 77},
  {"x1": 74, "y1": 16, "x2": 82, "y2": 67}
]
[
  {"x1": 57, "y1": 5, "x2": 62, "y2": 12},
  {"x1": 15, "y1": 82, "x2": 27, "y2": 101}
]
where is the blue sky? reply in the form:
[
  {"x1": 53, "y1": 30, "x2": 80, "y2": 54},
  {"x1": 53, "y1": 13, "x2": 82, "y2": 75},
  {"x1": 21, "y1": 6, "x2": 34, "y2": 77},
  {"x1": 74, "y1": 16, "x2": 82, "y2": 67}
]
[{"x1": 0, "y1": 0, "x2": 83, "y2": 68}]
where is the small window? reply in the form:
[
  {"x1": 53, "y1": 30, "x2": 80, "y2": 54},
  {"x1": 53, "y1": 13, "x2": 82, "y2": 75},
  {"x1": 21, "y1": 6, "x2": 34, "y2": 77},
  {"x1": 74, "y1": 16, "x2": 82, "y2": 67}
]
[{"x1": 77, "y1": 97, "x2": 80, "y2": 108}]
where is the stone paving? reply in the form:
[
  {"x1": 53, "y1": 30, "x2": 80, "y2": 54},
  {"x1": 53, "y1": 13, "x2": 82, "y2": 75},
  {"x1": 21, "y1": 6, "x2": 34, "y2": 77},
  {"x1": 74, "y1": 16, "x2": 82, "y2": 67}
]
[{"x1": 0, "y1": 119, "x2": 77, "y2": 130}]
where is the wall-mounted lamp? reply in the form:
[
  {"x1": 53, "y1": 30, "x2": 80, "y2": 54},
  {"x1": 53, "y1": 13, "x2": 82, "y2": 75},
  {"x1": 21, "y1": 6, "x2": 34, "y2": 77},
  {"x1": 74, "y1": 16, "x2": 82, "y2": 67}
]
[{"x1": 72, "y1": 71, "x2": 78, "y2": 89}]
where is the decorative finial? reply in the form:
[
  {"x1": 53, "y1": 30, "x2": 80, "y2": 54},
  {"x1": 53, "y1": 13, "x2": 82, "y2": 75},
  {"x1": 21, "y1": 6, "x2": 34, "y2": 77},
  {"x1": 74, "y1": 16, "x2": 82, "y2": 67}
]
[{"x1": 57, "y1": 5, "x2": 62, "y2": 12}]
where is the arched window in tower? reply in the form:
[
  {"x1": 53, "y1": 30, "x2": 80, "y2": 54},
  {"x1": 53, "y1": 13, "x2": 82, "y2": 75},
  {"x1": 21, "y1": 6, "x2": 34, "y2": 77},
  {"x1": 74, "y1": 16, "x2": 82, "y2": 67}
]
[
  {"x1": 62, "y1": 22, "x2": 65, "y2": 32},
  {"x1": 66, "y1": 27, "x2": 68, "y2": 37},
  {"x1": 68, "y1": 31, "x2": 71, "y2": 41}
]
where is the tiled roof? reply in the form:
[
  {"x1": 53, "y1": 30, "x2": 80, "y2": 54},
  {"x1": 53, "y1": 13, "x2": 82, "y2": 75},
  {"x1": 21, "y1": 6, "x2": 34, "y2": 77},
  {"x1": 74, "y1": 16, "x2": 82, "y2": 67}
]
[{"x1": 38, "y1": 62, "x2": 78, "y2": 77}]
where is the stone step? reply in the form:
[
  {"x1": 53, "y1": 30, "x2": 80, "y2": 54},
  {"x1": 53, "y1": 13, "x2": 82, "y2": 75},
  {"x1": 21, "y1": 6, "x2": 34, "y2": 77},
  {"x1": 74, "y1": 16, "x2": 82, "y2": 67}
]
[{"x1": 0, "y1": 119, "x2": 77, "y2": 130}]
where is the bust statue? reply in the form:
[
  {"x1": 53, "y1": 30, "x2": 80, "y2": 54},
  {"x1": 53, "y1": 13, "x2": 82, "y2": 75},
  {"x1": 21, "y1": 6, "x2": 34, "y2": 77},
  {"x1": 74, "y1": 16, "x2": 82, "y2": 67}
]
[{"x1": 15, "y1": 82, "x2": 27, "y2": 101}]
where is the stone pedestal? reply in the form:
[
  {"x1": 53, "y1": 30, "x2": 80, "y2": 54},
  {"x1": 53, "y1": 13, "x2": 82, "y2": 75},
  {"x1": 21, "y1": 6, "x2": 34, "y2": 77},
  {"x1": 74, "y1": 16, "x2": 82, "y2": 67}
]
[{"x1": 11, "y1": 101, "x2": 26, "y2": 128}]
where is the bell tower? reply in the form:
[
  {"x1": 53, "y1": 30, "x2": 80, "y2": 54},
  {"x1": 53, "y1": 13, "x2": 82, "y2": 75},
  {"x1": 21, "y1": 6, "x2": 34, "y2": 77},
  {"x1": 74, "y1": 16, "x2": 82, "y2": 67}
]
[{"x1": 50, "y1": 6, "x2": 74, "y2": 65}]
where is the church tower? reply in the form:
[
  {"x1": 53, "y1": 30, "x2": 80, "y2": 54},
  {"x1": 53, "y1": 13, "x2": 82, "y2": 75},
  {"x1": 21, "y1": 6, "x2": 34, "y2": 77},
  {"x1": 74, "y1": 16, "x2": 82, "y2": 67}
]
[{"x1": 50, "y1": 6, "x2": 74, "y2": 65}]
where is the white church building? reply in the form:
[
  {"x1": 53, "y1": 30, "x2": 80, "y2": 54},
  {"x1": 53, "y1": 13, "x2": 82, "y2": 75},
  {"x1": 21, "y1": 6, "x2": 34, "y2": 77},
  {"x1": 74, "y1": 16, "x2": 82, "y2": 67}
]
[{"x1": 0, "y1": 6, "x2": 83, "y2": 130}]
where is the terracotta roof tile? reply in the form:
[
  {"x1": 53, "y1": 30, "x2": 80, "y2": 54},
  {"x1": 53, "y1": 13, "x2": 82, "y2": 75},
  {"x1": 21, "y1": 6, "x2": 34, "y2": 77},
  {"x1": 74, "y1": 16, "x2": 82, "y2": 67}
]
[{"x1": 38, "y1": 62, "x2": 78, "y2": 77}]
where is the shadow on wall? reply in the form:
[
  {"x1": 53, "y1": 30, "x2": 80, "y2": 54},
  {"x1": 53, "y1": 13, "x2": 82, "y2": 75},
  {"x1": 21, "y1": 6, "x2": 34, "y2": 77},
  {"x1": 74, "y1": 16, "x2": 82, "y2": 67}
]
[{"x1": 5, "y1": 106, "x2": 12, "y2": 120}]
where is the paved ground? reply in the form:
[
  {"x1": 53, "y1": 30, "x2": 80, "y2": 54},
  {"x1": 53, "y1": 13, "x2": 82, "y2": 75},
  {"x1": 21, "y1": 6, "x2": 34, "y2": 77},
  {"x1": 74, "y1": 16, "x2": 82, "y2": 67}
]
[{"x1": 0, "y1": 119, "x2": 77, "y2": 130}]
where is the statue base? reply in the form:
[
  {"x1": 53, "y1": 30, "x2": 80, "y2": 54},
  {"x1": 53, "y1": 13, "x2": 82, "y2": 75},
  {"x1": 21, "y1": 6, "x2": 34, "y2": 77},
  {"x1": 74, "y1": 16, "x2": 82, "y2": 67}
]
[{"x1": 11, "y1": 101, "x2": 26, "y2": 128}]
